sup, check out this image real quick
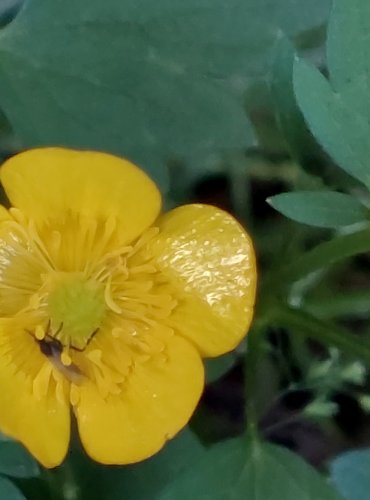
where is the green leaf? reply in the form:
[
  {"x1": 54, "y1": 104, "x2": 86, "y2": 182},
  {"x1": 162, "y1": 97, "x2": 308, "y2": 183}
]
[
  {"x1": 327, "y1": 0, "x2": 370, "y2": 101},
  {"x1": 270, "y1": 36, "x2": 323, "y2": 171},
  {"x1": 330, "y1": 449, "x2": 370, "y2": 500},
  {"x1": 0, "y1": 0, "x2": 270, "y2": 190},
  {"x1": 267, "y1": 191, "x2": 367, "y2": 228},
  {"x1": 0, "y1": 476, "x2": 26, "y2": 499},
  {"x1": 101, "y1": 428, "x2": 205, "y2": 500},
  {"x1": 205, "y1": 352, "x2": 236, "y2": 383},
  {"x1": 245, "y1": 0, "x2": 331, "y2": 37},
  {"x1": 0, "y1": 441, "x2": 39, "y2": 478},
  {"x1": 158, "y1": 438, "x2": 342, "y2": 500},
  {"x1": 0, "y1": 0, "x2": 334, "y2": 191},
  {"x1": 0, "y1": 0, "x2": 22, "y2": 28},
  {"x1": 294, "y1": 0, "x2": 370, "y2": 189},
  {"x1": 293, "y1": 59, "x2": 370, "y2": 187}
]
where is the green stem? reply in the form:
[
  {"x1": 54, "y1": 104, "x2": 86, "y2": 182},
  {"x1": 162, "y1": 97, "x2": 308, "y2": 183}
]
[
  {"x1": 229, "y1": 155, "x2": 252, "y2": 226},
  {"x1": 262, "y1": 227, "x2": 370, "y2": 293},
  {"x1": 43, "y1": 460, "x2": 81, "y2": 500},
  {"x1": 272, "y1": 304, "x2": 370, "y2": 365},
  {"x1": 305, "y1": 290, "x2": 370, "y2": 319},
  {"x1": 244, "y1": 326, "x2": 264, "y2": 440}
]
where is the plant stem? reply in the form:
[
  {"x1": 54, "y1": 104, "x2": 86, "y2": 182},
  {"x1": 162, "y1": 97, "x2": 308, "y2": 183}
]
[
  {"x1": 272, "y1": 303, "x2": 370, "y2": 365},
  {"x1": 304, "y1": 290, "x2": 370, "y2": 319},
  {"x1": 244, "y1": 326, "x2": 264, "y2": 440},
  {"x1": 262, "y1": 227, "x2": 370, "y2": 293},
  {"x1": 43, "y1": 460, "x2": 80, "y2": 500}
]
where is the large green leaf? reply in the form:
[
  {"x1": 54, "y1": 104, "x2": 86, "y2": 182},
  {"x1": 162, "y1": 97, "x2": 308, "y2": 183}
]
[
  {"x1": 159, "y1": 438, "x2": 342, "y2": 500},
  {"x1": 268, "y1": 191, "x2": 367, "y2": 228},
  {"x1": 244, "y1": 0, "x2": 331, "y2": 37},
  {"x1": 0, "y1": 0, "x2": 267, "y2": 189},
  {"x1": 101, "y1": 428, "x2": 205, "y2": 500},
  {"x1": 330, "y1": 449, "x2": 370, "y2": 500},
  {"x1": 0, "y1": 0, "x2": 334, "y2": 190}
]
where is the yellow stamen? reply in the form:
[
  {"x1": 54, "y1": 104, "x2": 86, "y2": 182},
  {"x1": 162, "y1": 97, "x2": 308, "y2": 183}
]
[
  {"x1": 35, "y1": 324, "x2": 45, "y2": 340},
  {"x1": 61, "y1": 351, "x2": 72, "y2": 367}
]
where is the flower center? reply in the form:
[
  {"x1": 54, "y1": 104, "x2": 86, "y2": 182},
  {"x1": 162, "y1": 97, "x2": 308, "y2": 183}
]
[
  {"x1": 0, "y1": 212, "x2": 178, "y2": 404},
  {"x1": 47, "y1": 272, "x2": 106, "y2": 350}
]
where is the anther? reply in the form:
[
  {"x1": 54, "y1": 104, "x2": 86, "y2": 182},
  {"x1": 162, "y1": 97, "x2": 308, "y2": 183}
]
[
  {"x1": 61, "y1": 351, "x2": 72, "y2": 367},
  {"x1": 35, "y1": 324, "x2": 45, "y2": 340}
]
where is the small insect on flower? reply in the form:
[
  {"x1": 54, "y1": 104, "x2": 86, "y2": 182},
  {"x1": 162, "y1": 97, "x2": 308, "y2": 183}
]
[
  {"x1": 26, "y1": 322, "x2": 86, "y2": 384},
  {"x1": 0, "y1": 147, "x2": 257, "y2": 468}
]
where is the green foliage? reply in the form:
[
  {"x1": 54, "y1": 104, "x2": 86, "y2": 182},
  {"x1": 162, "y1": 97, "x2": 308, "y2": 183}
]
[
  {"x1": 2, "y1": 0, "x2": 370, "y2": 499},
  {"x1": 158, "y1": 438, "x2": 342, "y2": 500},
  {"x1": 330, "y1": 449, "x2": 370, "y2": 500},
  {"x1": 0, "y1": 0, "x2": 22, "y2": 28},
  {"x1": 0, "y1": 0, "x2": 332, "y2": 191},
  {"x1": 205, "y1": 353, "x2": 237, "y2": 383},
  {"x1": 244, "y1": 0, "x2": 331, "y2": 36},
  {"x1": 0, "y1": 0, "x2": 264, "y2": 189},
  {"x1": 101, "y1": 428, "x2": 205, "y2": 500},
  {"x1": 293, "y1": 0, "x2": 370, "y2": 188},
  {"x1": 0, "y1": 441, "x2": 39, "y2": 478},
  {"x1": 270, "y1": 36, "x2": 319, "y2": 169},
  {"x1": 0, "y1": 477, "x2": 26, "y2": 500},
  {"x1": 267, "y1": 191, "x2": 367, "y2": 228},
  {"x1": 293, "y1": 59, "x2": 370, "y2": 187}
]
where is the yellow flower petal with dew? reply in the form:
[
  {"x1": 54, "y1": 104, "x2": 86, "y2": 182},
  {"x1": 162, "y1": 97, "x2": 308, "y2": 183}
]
[
  {"x1": 75, "y1": 334, "x2": 203, "y2": 464},
  {"x1": 0, "y1": 320, "x2": 70, "y2": 468},
  {"x1": 0, "y1": 148, "x2": 256, "y2": 467},
  {"x1": 143, "y1": 204, "x2": 257, "y2": 356},
  {"x1": 1, "y1": 148, "x2": 161, "y2": 245}
]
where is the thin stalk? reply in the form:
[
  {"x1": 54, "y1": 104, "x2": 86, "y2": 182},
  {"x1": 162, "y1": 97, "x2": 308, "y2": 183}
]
[
  {"x1": 262, "y1": 227, "x2": 370, "y2": 293},
  {"x1": 304, "y1": 290, "x2": 370, "y2": 319},
  {"x1": 272, "y1": 304, "x2": 370, "y2": 365},
  {"x1": 42, "y1": 458, "x2": 81, "y2": 500},
  {"x1": 244, "y1": 326, "x2": 264, "y2": 440}
]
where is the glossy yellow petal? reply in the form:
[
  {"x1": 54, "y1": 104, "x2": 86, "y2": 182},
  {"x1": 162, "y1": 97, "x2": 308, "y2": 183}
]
[
  {"x1": 145, "y1": 204, "x2": 257, "y2": 357},
  {"x1": 0, "y1": 321, "x2": 70, "y2": 468},
  {"x1": 1, "y1": 148, "x2": 161, "y2": 244},
  {"x1": 75, "y1": 335, "x2": 204, "y2": 464}
]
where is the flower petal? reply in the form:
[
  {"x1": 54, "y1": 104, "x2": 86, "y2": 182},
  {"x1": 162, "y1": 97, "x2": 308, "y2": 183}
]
[
  {"x1": 146, "y1": 204, "x2": 257, "y2": 356},
  {"x1": 0, "y1": 321, "x2": 70, "y2": 468},
  {"x1": 1, "y1": 148, "x2": 161, "y2": 244},
  {"x1": 74, "y1": 334, "x2": 203, "y2": 464}
]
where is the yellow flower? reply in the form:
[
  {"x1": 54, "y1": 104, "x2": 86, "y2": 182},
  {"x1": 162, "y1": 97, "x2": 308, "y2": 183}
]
[{"x1": 0, "y1": 148, "x2": 256, "y2": 468}]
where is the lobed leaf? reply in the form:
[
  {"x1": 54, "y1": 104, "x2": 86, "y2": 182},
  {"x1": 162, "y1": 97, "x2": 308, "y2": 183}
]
[
  {"x1": 293, "y1": 59, "x2": 370, "y2": 188},
  {"x1": 294, "y1": 0, "x2": 370, "y2": 188},
  {"x1": 159, "y1": 438, "x2": 342, "y2": 500}
]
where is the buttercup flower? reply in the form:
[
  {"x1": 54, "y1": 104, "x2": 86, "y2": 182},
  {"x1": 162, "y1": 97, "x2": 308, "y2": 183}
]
[{"x1": 0, "y1": 148, "x2": 256, "y2": 467}]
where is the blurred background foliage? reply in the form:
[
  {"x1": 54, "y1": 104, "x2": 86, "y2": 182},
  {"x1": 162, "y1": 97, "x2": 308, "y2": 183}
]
[{"x1": 1, "y1": 0, "x2": 370, "y2": 499}]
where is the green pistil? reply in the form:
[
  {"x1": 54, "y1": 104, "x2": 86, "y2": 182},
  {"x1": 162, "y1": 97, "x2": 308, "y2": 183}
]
[{"x1": 48, "y1": 273, "x2": 106, "y2": 349}]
